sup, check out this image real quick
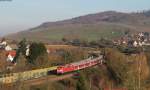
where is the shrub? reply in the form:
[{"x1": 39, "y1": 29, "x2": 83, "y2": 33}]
[{"x1": 27, "y1": 42, "x2": 47, "y2": 65}]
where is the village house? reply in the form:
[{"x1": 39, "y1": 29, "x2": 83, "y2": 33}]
[
  {"x1": 0, "y1": 40, "x2": 7, "y2": 49},
  {"x1": 0, "y1": 39, "x2": 17, "y2": 63},
  {"x1": 6, "y1": 50, "x2": 16, "y2": 62}
]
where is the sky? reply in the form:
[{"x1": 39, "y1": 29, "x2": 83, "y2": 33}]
[{"x1": 0, "y1": 0, "x2": 150, "y2": 36}]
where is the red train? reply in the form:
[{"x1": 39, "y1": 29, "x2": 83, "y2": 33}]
[{"x1": 57, "y1": 55, "x2": 103, "y2": 74}]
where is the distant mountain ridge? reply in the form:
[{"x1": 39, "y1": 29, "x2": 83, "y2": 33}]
[
  {"x1": 34, "y1": 11, "x2": 150, "y2": 28},
  {"x1": 7, "y1": 10, "x2": 150, "y2": 42}
]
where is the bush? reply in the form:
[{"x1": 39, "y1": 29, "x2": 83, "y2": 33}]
[
  {"x1": 117, "y1": 46, "x2": 141, "y2": 54},
  {"x1": 76, "y1": 72, "x2": 88, "y2": 90},
  {"x1": 13, "y1": 39, "x2": 27, "y2": 63},
  {"x1": 27, "y1": 42, "x2": 47, "y2": 65},
  {"x1": 105, "y1": 48, "x2": 129, "y2": 85}
]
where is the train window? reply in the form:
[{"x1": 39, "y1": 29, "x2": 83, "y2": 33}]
[
  {"x1": 91, "y1": 62, "x2": 94, "y2": 64},
  {"x1": 85, "y1": 63, "x2": 89, "y2": 66},
  {"x1": 67, "y1": 65, "x2": 71, "y2": 68},
  {"x1": 75, "y1": 66, "x2": 78, "y2": 69},
  {"x1": 79, "y1": 65, "x2": 84, "y2": 68}
]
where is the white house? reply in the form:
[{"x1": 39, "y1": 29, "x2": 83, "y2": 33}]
[
  {"x1": 0, "y1": 41, "x2": 7, "y2": 46},
  {"x1": 133, "y1": 41, "x2": 138, "y2": 47},
  {"x1": 138, "y1": 32, "x2": 144, "y2": 37},
  {"x1": 5, "y1": 45, "x2": 12, "y2": 51},
  {"x1": 139, "y1": 42, "x2": 143, "y2": 47},
  {"x1": 7, "y1": 54, "x2": 14, "y2": 62},
  {"x1": 26, "y1": 44, "x2": 30, "y2": 56},
  {"x1": 0, "y1": 41, "x2": 7, "y2": 49}
]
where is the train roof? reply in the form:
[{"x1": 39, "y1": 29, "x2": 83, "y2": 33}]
[{"x1": 65, "y1": 55, "x2": 103, "y2": 66}]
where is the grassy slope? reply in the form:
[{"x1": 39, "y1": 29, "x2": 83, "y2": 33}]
[{"x1": 7, "y1": 22, "x2": 136, "y2": 42}]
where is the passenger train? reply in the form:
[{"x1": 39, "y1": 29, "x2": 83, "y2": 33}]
[
  {"x1": 0, "y1": 55, "x2": 103, "y2": 84},
  {"x1": 57, "y1": 56, "x2": 103, "y2": 74}
]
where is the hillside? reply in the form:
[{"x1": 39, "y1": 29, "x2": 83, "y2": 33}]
[{"x1": 7, "y1": 11, "x2": 150, "y2": 42}]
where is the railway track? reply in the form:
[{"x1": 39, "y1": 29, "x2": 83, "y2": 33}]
[
  {"x1": 0, "y1": 74, "x2": 74, "y2": 90},
  {"x1": 23, "y1": 74, "x2": 74, "y2": 86}
]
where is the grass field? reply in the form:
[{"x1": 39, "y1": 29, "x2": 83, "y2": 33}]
[{"x1": 7, "y1": 23, "x2": 130, "y2": 42}]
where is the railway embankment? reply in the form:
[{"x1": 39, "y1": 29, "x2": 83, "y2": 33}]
[{"x1": 1, "y1": 47, "x2": 150, "y2": 90}]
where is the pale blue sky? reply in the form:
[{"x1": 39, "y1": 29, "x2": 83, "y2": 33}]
[{"x1": 0, "y1": 0, "x2": 150, "y2": 36}]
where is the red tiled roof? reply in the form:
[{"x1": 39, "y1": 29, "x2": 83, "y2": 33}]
[{"x1": 6, "y1": 50, "x2": 16, "y2": 57}]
